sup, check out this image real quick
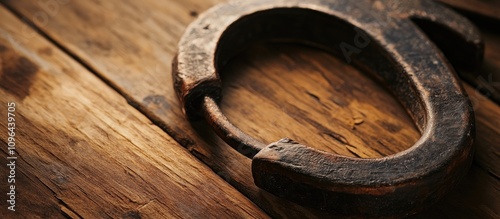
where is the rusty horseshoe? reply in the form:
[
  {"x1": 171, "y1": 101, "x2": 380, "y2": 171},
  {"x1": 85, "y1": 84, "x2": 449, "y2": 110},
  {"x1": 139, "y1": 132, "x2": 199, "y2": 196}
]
[{"x1": 173, "y1": 0, "x2": 484, "y2": 217}]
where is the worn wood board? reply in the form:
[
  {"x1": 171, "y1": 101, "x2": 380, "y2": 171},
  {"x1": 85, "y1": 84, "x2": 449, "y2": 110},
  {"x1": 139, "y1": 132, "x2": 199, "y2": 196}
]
[{"x1": 0, "y1": 6, "x2": 268, "y2": 218}]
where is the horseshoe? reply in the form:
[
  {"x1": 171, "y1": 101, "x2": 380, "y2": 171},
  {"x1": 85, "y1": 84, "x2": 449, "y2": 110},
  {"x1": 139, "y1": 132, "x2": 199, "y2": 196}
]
[{"x1": 172, "y1": 0, "x2": 483, "y2": 217}]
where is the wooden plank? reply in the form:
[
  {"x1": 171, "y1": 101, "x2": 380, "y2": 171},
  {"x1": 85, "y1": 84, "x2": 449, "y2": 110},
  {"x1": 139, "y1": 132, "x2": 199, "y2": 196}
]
[
  {"x1": 0, "y1": 6, "x2": 268, "y2": 218},
  {"x1": 438, "y1": 0, "x2": 500, "y2": 21},
  {"x1": 3, "y1": 0, "x2": 499, "y2": 217},
  {"x1": 420, "y1": 165, "x2": 500, "y2": 219},
  {"x1": 469, "y1": 31, "x2": 500, "y2": 104},
  {"x1": 1, "y1": 145, "x2": 65, "y2": 218}
]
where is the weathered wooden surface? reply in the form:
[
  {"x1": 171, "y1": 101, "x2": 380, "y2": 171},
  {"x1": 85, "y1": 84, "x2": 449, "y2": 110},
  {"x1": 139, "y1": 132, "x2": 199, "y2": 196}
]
[
  {"x1": 438, "y1": 0, "x2": 500, "y2": 21},
  {"x1": 1, "y1": 0, "x2": 499, "y2": 218},
  {"x1": 0, "y1": 6, "x2": 268, "y2": 218},
  {"x1": 472, "y1": 31, "x2": 500, "y2": 104}
]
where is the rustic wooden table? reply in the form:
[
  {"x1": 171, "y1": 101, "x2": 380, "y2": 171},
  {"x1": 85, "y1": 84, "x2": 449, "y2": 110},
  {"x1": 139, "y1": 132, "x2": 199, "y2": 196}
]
[{"x1": 0, "y1": 0, "x2": 498, "y2": 218}]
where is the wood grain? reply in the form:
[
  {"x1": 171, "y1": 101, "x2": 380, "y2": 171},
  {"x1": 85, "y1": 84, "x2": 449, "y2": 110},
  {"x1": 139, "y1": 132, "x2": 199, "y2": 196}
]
[
  {"x1": 0, "y1": 6, "x2": 268, "y2": 218},
  {"x1": 2, "y1": 0, "x2": 499, "y2": 218}
]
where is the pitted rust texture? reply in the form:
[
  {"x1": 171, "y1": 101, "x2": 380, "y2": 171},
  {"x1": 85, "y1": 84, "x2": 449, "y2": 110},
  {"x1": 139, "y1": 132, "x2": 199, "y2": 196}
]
[{"x1": 173, "y1": 0, "x2": 483, "y2": 217}]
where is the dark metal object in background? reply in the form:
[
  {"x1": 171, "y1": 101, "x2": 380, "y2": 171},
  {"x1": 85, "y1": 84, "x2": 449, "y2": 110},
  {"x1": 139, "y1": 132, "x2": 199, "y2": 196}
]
[{"x1": 173, "y1": 0, "x2": 484, "y2": 217}]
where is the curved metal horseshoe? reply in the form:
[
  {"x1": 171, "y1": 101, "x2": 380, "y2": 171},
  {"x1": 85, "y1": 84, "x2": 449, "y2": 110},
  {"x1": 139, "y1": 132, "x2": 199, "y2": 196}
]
[{"x1": 173, "y1": 0, "x2": 484, "y2": 217}]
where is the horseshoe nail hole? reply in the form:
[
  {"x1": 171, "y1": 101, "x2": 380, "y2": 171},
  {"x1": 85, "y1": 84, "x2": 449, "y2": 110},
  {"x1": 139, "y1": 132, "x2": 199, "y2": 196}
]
[{"x1": 218, "y1": 43, "x2": 420, "y2": 158}]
